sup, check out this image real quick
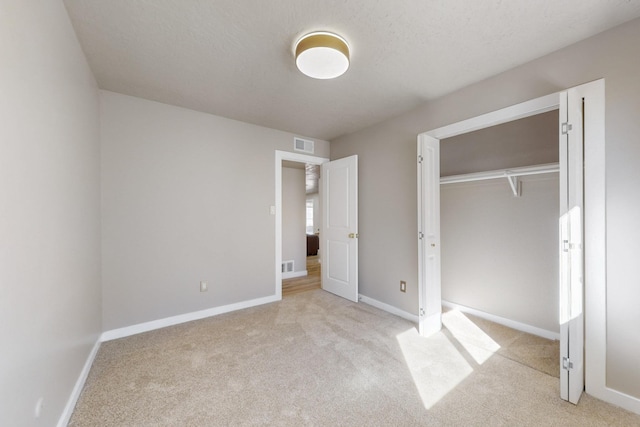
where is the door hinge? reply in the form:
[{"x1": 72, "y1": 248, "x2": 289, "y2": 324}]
[
  {"x1": 563, "y1": 240, "x2": 582, "y2": 252},
  {"x1": 418, "y1": 232, "x2": 424, "y2": 240},
  {"x1": 562, "y1": 357, "x2": 574, "y2": 370},
  {"x1": 419, "y1": 308, "x2": 425, "y2": 317},
  {"x1": 561, "y1": 122, "x2": 573, "y2": 135},
  {"x1": 418, "y1": 155, "x2": 423, "y2": 164}
]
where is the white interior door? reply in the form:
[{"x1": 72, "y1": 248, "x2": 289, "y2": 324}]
[
  {"x1": 321, "y1": 155, "x2": 358, "y2": 302},
  {"x1": 417, "y1": 135, "x2": 442, "y2": 336},
  {"x1": 559, "y1": 88, "x2": 585, "y2": 404}
]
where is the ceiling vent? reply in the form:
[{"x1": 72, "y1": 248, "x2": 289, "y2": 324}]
[{"x1": 294, "y1": 137, "x2": 314, "y2": 154}]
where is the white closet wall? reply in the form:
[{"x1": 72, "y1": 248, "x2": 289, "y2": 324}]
[{"x1": 440, "y1": 111, "x2": 560, "y2": 334}]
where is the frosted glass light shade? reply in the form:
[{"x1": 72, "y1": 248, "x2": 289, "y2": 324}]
[{"x1": 295, "y1": 32, "x2": 350, "y2": 79}]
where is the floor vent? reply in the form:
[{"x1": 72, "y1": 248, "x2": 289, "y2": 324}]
[
  {"x1": 282, "y1": 260, "x2": 294, "y2": 273},
  {"x1": 294, "y1": 137, "x2": 314, "y2": 154}
]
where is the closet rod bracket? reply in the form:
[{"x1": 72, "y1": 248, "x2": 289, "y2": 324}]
[{"x1": 505, "y1": 173, "x2": 521, "y2": 197}]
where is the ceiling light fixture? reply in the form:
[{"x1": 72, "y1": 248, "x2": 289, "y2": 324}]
[{"x1": 295, "y1": 32, "x2": 350, "y2": 79}]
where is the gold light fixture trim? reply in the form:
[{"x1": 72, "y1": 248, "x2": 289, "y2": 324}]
[{"x1": 295, "y1": 32, "x2": 350, "y2": 79}]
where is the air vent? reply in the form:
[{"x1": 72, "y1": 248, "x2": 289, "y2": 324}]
[
  {"x1": 282, "y1": 260, "x2": 294, "y2": 273},
  {"x1": 294, "y1": 137, "x2": 314, "y2": 154}
]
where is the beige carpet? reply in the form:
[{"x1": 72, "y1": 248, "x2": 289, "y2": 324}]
[{"x1": 69, "y1": 290, "x2": 640, "y2": 426}]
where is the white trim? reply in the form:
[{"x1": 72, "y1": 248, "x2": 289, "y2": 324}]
[
  {"x1": 282, "y1": 270, "x2": 307, "y2": 279},
  {"x1": 426, "y1": 93, "x2": 559, "y2": 139},
  {"x1": 591, "y1": 387, "x2": 640, "y2": 415},
  {"x1": 101, "y1": 295, "x2": 279, "y2": 341},
  {"x1": 579, "y1": 80, "x2": 640, "y2": 415},
  {"x1": 275, "y1": 150, "x2": 329, "y2": 300},
  {"x1": 358, "y1": 294, "x2": 419, "y2": 323},
  {"x1": 442, "y1": 300, "x2": 560, "y2": 341},
  {"x1": 57, "y1": 339, "x2": 101, "y2": 427}
]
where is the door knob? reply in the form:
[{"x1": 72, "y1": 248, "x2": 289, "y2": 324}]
[{"x1": 349, "y1": 233, "x2": 359, "y2": 238}]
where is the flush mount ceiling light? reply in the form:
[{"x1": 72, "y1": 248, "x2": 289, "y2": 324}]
[{"x1": 295, "y1": 32, "x2": 350, "y2": 79}]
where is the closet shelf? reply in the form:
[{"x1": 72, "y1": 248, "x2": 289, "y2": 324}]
[{"x1": 440, "y1": 162, "x2": 560, "y2": 197}]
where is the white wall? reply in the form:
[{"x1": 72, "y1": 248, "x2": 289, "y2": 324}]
[
  {"x1": 331, "y1": 18, "x2": 640, "y2": 400},
  {"x1": 101, "y1": 91, "x2": 329, "y2": 331},
  {"x1": 282, "y1": 167, "x2": 307, "y2": 274},
  {"x1": 0, "y1": 1, "x2": 102, "y2": 426}
]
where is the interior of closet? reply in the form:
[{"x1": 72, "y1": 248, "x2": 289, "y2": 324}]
[{"x1": 439, "y1": 110, "x2": 560, "y2": 336}]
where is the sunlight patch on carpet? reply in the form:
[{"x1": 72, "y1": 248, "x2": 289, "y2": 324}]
[
  {"x1": 442, "y1": 309, "x2": 501, "y2": 365},
  {"x1": 396, "y1": 327, "x2": 472, "y2": 409},
  {"x1": 396, "y1": 310, "x2": 502, "y2": 409}
]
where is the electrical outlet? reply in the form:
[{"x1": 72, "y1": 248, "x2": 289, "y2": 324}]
[
  {"x1": 200, "y1": 281, "x2": 208, "y2": 292},
  {"x1": 400, "y1": 281, "x2": 406, "y2": 293}
]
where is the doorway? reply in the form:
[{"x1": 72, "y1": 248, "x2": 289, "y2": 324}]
[
  {"x1": 275, "y1": 151, "x2": 328, "y2": 299},
  {"x1": 281, "y1": 160, "x2": 322, "y2": 297},
  {"x1": 439, "y1": 110, "x2": 560, "y2": 340},
  {"x1": 275, "y1": 151, "x2": 359, "y2": 303},
  {"x1": 417, "y1": 80, "x2": 605, "y2": 405}
]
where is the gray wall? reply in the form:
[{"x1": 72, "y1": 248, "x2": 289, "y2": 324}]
[
  {"x1": 331, "y1": 18, "x2": 640, "y2": 399},
  {"x1": 442, "y1": 176, "x2": 559, "y2": 332},
  {"x1": 101, "y1": 91, "x2": 329, "y2": 330},
  {"x1": 0, "y1": 1, "x2": 102, "y2": 425},
  {"x1": 441, "y1": 111, "x2": 559, "y2": 333},
  {"x1": 441, "y1": 110, "x2": 559, "y2": 175},
  {"x1": 282, "y1": 167, "x2": 307, "y2": 274}
]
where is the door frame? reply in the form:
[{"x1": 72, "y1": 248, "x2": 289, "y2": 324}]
[
  {"x1": 417, "y1": 80, "x2": 607, "y2": 403},
  {"x1": 417, "y1": 91, "x2": 560, "y2": 337},
  {"x1": 275, "y1": 150, "x2": 329, "y2": 299}
]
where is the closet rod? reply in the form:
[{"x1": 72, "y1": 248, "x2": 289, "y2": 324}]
[{"x1": 440, "y1": 162, "x2": 560, "y2": 185}]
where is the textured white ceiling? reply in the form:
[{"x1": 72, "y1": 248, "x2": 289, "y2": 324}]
[{"x1": 63, "y1": 0, "x2": 640, "y2": 140}]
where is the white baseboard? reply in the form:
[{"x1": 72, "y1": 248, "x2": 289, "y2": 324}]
[
  {"x1": 590, "y1": 386, "x2": 640, "y2": 416},
  {"x1": 57, "y1": 338, "x2": 101, "y2": 427},
  {"x1": 101, "y1": 294, "x2": 280, "y2": 342},
  {"x1": 442, "y1": 300, "x2": 560, "y2": 341},
  {"x1": 282, "y1": 270, "x2": 307, "y2": 279},
  {"x1": 358, "y1": 294, "x2": 419, "y2": 323}
]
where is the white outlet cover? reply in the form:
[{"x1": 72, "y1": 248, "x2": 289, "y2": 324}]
[
  {"x1": 270, "y1": 205, "x2": 276, "y2": 215},
  {"x1": 200, "y1": 281, "x2": 207, "y2": 292}
]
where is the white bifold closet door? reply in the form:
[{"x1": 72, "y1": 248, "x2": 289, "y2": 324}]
[
  {"x1": 559, "y1": 87, "x2": 585, "y2": 405},
  {"x1": 417, "y1": 135, "x2": 441, "y2": 337}
]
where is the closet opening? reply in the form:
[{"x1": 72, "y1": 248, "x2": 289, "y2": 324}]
[
  {"x1": 439, "y1": 110, "x2": 561, "y2": 378},
  {"x1": 417, "y1": 80, "x2": 605, "y2": 406}
]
